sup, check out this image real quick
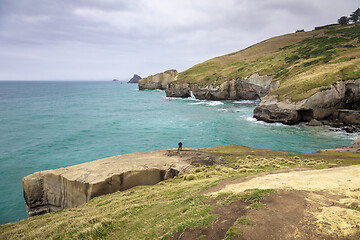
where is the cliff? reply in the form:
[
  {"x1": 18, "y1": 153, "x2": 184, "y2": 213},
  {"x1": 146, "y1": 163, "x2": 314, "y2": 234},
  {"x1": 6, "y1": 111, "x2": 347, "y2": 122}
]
[
  {"x1": 163, "y1": 25, "x2": 360, "y2": 129},
  {"x1": 138, "y1": 69, "x2": 178, "y2": 90},
  {"x1": 22, "y1": 150, "x2": 193, "y2": 217},
  {"x1": 128, "y1": 74, "x2": 142, "y2": 83},
  {"x1": 254, "y1": 78, "x2": 360, "y2": 129},
  {"x1": 4, "y1": 144, "x2": 360, "y2": 239},
  {"x1": 166, "y1": 73, "x2": 277, "y2": 100}
]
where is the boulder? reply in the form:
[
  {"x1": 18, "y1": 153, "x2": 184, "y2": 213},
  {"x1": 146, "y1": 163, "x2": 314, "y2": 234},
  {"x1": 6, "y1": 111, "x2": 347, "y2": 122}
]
[
  {"x1": 253, "y1": 104, "x2": 300, "y2": 124},
  {"x1": 308, "y1": 119, "x2": 322, "y2": 126},
  {"x1": 138, "y1": 70, "x2": 178, "y2": 90},
  {"x1": 353, "y1": 136, "x2": 360, "y2": 149},
  {"x1": 128, "y1": 74, "x2": 142, "y2": 83},
  {"x1": 23, "y1": 150, "x2": 192, "y2": 217}
]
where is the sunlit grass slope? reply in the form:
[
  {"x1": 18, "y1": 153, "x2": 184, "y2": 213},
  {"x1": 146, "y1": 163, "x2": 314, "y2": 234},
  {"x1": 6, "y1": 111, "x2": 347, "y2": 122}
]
[
  {"x1": 175, "y1": 25, "x2": 360, "y2": 101},
  {"x1": 1, "y1": 145, "x2": 359, "y2": 240}
]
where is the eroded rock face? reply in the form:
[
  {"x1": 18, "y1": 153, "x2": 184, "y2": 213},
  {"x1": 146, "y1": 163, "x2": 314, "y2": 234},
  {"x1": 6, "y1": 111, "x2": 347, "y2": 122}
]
[
  {"x1": 166, "y1": 73, "x2": 274, "y2": 100},
  {"x1": 23, "y1": 150, "x2": 191, "y2": 217},
  {"x1": 138, "y1": 70, "x2": 178, "y2": 90},
  {"x1": 254, "y1": 79, "x2": 360, "y2": 127}
]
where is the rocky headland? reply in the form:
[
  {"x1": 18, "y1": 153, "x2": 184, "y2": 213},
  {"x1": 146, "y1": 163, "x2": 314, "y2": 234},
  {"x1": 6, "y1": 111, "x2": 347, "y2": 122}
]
[
  {"x1": 138, "y1": 69, "x2": 178, "y2": 90},
  {"x1": 139, "y1": 25, "x2": 360, "y2": 131}
]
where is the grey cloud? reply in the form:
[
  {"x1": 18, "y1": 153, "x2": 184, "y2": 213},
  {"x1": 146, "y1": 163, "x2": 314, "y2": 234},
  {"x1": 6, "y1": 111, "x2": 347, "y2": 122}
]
[{"x1": 0, "y1": 0, "x2": 358, "y2": 80}]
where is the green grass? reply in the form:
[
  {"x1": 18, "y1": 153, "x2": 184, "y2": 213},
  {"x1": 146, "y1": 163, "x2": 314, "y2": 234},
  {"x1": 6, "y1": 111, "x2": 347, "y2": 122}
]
[
  {"x1": 237, "y1": 218, "x2": 254, "y2": 225},
  {"x1": 249, "y1": 202, "x2": 266, "y2": 209},
  {"x1": 173, "y1": 24, "x2": 360, "y2": 101},
  {"x1": 1, "y1": 144, "x2": 360, "y2": 239},
  {"x1": 239, "y1": 189, "x2": 276, "y2": 203},
  {"x1": 224, "y1": 226, "x2": 243, "y2": 240}
]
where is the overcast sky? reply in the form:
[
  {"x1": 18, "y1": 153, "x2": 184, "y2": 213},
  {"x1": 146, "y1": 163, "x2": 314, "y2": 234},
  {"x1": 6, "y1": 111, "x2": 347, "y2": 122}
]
[{"x1": 0, "y1": 0, "x2": 358, "y2": 81}]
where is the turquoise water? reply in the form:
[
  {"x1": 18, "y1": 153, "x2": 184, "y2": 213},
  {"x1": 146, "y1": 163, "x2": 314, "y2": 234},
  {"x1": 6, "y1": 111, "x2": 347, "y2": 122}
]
[{"x1": 0, "y1": 81, "x2": 357, "y2": 224}]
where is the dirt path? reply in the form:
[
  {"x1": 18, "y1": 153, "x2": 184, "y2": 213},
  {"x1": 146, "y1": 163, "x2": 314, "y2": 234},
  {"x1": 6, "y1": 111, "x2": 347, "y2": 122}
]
[{"x1": 206, "y1": 165, "x2": 360, "y2": 239}]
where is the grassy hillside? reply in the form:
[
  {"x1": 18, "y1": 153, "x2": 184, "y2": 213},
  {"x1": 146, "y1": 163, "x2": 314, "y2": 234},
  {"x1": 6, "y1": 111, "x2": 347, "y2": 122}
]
[
  {"x1": 1, "y1": 145, "x2": 360, "y2": 240},
  {"x1": 175, "y1": 25, "x2": 360, "y2": 102}
]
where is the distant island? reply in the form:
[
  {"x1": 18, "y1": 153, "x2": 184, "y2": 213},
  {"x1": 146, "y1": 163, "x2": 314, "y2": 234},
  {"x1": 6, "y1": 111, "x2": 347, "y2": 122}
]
[
  {"x1": 128, "y1": 74, "x2": 142, "y2": 83},
  {"x1": 112, "y1": 79, "x2": 119, "y2": 82}
]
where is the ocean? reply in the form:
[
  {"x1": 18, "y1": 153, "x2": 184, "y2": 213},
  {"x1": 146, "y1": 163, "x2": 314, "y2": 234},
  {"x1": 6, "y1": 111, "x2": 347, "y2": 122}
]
[{"x1": 0, "y1": 81, "x2": 357, "y2": 224}]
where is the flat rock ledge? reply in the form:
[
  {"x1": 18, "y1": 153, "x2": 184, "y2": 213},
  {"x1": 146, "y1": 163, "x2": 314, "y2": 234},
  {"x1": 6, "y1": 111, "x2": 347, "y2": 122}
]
[{"x1": 23, "y1": 150, "x2": 193, "y2": 217}]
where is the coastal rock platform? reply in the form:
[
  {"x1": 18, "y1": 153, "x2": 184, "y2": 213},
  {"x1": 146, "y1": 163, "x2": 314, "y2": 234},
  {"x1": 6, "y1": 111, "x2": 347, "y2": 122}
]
[{"x1": 23, "y1": 149, "x2": 194, "y2": 217}]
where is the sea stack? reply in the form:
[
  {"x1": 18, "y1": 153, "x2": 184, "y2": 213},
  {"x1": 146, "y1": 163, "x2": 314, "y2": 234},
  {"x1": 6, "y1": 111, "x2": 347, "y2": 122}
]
[{"x1": 128, "y1": 74, "x2": 142, "y2": 83}]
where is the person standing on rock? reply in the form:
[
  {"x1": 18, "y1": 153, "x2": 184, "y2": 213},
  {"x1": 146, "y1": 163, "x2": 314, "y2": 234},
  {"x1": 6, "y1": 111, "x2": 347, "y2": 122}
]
[{"x1": 178, "y1": 142, "x2": 183, "y2": 152}]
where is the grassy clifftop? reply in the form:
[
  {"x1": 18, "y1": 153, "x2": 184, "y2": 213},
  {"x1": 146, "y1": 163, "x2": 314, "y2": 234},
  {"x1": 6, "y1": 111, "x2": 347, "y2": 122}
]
[
  {"x1": 1, "y1": 145, "x2": 360, "y2": 240},
  {"x1": 175, "y1": 25, "x2": 360, "y2": 101}
]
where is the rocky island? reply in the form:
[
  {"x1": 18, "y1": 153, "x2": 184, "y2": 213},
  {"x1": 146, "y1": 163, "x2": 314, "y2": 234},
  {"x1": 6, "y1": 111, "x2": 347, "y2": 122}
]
[{"x1": 128, "y1": 74, "x2": 142, "y2": 83}]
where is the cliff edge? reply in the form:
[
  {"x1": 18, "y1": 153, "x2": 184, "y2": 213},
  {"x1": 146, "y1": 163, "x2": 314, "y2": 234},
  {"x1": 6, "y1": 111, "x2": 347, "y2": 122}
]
[
  {"x1": 22, "y1": 150, "x2": 193, "y2": 217},
  {"x1": 6, "y1": 144, "x2": 360, "y2": 240}
]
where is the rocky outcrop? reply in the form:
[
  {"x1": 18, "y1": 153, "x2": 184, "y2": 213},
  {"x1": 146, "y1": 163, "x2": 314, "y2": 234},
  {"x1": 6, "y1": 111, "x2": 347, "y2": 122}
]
[
  {"x1": 23, "y1": 150, "x2": 192, "y2": 217},
  {"x1": 138, "y1": 70, "x2": 178, "y2": 90},
  {"x1": 166, "y1": 73, "x2": 275, "y2": 100},
  {"x1": 254, "y1": 79, "x2": 360, "y2": 128},
  {"x1": 353, "y1": 136, "x2": 360, "y2": 149},
  {"x1": 128, "y1": 74, "x2": 142, "y2": 83},
  {"x1": 166, "y1": 83, "x2": 191, "y2": 98}
]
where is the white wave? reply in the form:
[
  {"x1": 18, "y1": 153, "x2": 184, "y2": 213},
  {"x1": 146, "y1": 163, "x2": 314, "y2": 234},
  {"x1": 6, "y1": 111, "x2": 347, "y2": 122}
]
[
  {"x1": 188, "y1": 101, "x2": 224, "y2": 106},
  {"x1": 218, "y1": 109, "x2": 228, "y2": 112},
  {"x1": 244, "y1": 116, "x2": 286, "y2": 127},
  {"x1": 234, "y1": 99, "x2": 259, "y2": 104},
  {"x1": 245, "y1": 116, "x2": 258, "y2": 122},
  {"x1": 234, "y1": 109, "x2": 248, "y2": 113},
  {"x1": 207, "y1": 101, "x2": 224, "y2": 106},
  {"x1": 187, "y1": 90, "x2": 197, "y2": 100}
]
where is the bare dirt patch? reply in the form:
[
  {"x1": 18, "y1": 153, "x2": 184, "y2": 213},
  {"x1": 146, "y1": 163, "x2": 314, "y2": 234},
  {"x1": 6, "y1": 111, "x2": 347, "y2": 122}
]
[
  {"x1": 167, "y1": 190, "x2": 341, "y2": 240},
  {"x1": 167, "y1": 165, "x2": 360, "y2": 239}
]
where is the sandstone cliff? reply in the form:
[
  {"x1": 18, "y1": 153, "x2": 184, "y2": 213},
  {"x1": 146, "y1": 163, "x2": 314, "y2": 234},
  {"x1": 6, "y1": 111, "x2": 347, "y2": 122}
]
[
  {"x1": 22, "y1": 150, "x2": 192, "y2": 217},
  {"x1": 166, "y1": 73, "x2": 275, "y2": 100},
  {"x1": 138, "y1": 70, "x2": 178, "y2": 90},
  {"x1": 254, "y1": 79, "x2": 360, "y2": 129}
]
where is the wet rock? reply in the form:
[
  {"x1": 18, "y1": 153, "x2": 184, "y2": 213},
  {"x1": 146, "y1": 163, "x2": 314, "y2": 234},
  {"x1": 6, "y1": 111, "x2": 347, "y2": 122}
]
[{"x1": 308, "y1": 119, "x2": 322, "y2": 126}]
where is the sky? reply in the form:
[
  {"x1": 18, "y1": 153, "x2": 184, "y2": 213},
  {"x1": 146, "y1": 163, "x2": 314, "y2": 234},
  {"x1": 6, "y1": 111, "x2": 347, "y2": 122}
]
[{"x1": 0, "y1": 0, "x2": 359, "y2": 81}]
